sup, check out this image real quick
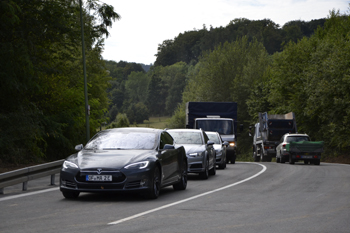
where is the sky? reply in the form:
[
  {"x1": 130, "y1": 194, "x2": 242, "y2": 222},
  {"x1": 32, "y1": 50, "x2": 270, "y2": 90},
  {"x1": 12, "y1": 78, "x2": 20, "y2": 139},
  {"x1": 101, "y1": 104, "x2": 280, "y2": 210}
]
[{"x1": 101, "y1": 0, "x2": 349, "y2": 65}]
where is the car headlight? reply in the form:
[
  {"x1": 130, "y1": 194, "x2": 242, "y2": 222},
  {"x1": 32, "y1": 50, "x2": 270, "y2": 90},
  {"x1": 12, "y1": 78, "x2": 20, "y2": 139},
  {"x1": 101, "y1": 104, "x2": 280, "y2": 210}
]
[
  {"x1": 63, "y1": 160, "x2": 79, "y2": 169},
  {"x1": 124, "y1": 161, "x2": 149, "y2": 169},
  {"x1": 229, "y1": 142, "x2": 236, "y2": 147},
  {"x1": 215, "y1": 150, "x2": 222, "y2": 155},
  {"x1": 188, "y1": 152, "x2": 202, "y2": 157}
]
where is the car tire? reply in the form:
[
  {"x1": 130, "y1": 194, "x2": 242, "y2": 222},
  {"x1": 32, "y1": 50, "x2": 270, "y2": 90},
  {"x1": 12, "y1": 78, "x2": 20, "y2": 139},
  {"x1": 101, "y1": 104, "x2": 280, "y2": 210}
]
[
  {"x1": 199, "y1": 159, "x2": 209, "y2": 180},
  {"x1": 289, "y1": 155, "x2": 295, "y2": 164},
  {"x1": 219, "y1": 157, "x2": 226, "y2": 169},
  {"x1": 62, "y1": 190, "x2": 80, "y2": 199},
  {"x1": 209, "y1": 161, "x2": 216, "y2": 176},
  {"x1": 146, "y1": 166, "x2": 161, "y2": 199},
  {"x1": 173, "y1": 160, "x2": 187, "y2": 190}
]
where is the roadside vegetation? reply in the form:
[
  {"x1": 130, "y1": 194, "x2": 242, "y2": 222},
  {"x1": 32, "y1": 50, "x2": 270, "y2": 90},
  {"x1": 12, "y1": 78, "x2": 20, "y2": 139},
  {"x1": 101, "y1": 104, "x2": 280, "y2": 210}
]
[{"x1": 1, "y1": 0, "x2": 349, "y2": 167}]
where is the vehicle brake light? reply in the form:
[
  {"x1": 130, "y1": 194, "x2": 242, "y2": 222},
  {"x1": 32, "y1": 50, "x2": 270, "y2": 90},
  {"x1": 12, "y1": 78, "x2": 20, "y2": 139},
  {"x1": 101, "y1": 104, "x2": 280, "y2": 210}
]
[
  {"x1": 282, "y1": 143, "x2": 286, "y2": 148},
  {"x1": 264, "y1": 146, "x2": 274, "y2": 149}
]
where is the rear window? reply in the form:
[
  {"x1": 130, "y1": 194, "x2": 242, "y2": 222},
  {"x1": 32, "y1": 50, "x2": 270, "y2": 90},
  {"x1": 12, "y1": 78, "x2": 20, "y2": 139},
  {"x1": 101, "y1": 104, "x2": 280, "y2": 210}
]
[{"x1": 286, "y1": 136, "x2": 310, "y2": 143}]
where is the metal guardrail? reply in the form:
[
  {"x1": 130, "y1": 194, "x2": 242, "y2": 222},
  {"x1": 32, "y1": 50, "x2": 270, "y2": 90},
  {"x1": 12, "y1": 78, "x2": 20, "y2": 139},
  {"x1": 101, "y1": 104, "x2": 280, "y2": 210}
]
[{"x1": 0, "y1": 160, "x2": 64, "y2": 194}]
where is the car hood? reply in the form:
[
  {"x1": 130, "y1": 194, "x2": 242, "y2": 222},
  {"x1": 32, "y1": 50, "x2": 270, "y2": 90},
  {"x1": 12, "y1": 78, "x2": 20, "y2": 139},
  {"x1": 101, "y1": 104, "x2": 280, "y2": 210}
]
[
  {"x1": 178, "y1": 144, "x2": 206, "y2": 154},
  {"x1": 66, "y1": 149, "x2": 155, "y2": 169}
]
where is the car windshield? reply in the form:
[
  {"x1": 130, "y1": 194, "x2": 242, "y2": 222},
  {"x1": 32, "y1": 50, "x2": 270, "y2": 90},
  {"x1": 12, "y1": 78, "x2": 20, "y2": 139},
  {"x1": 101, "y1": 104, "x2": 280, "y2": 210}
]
[
  {"x1": 85, "y1": 131, "x2": 157, "y2": 150},
  {"x1": 195, "y1": 120, "x2": 233, "y2": 135},
  {"x1": 206, "y1": 133, "x2": 221, "y2": 144},
  {"x1": 286, "y1": 136, "x2": 310, "y2": 143},
  {"x1": 169, "y1": 131, "x2": 203, "y2": 145}
]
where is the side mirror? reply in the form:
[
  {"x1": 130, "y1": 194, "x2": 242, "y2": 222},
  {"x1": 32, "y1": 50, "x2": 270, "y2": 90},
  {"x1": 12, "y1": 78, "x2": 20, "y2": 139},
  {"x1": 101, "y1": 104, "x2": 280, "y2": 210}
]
[
  {"x1": 163, "y1": 144, "x2": 175, "y2": 150},
  {"x1": 75, "y1": 144, "x2": 83, "y2": 151},
  {"x1": 223, "y1": 141, "x2": 229, "y2": 147},
  {"x1": 207, "y1": 140, "x2": 215, "y2": 146}
]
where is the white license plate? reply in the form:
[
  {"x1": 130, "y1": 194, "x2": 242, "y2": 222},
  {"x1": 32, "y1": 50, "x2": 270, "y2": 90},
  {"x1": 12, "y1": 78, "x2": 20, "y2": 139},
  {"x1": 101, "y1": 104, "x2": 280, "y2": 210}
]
[
  {"x1": 301, "y1": 155, "x2": 313, "y2": 159},
  {"x1": 86, "y1": 175, "x2": 112, "y2": 181}
]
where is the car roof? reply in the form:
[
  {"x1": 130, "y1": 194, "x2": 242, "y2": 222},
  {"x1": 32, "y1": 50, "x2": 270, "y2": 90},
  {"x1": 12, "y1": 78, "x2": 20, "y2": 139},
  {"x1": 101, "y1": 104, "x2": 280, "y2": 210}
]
[
  {"x1": 205, "y1": 131, "x2": 219, "y2": 135},
  {"x1": 105, "y1": 127, "x2": 162, "y2": 133},
  {"x1": 167, "y1": 128, "x2": 202, "y2": 133},
  {"x1": 284, "y1": 133, "x2": 309, "y2": 137}
]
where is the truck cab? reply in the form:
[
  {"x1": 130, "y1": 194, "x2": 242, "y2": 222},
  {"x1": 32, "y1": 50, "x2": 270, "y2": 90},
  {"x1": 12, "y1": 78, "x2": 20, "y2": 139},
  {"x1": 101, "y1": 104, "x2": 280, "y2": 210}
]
[{"x1": 195, "y1": 117, "x2": 237, "y2": 163}]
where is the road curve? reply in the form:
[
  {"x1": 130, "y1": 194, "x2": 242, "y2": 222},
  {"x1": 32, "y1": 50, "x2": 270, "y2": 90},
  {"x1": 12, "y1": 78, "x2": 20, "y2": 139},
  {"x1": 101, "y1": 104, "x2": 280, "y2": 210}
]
[{"x1": 0, "y1": 162, "x2": 349, "y2": 233}]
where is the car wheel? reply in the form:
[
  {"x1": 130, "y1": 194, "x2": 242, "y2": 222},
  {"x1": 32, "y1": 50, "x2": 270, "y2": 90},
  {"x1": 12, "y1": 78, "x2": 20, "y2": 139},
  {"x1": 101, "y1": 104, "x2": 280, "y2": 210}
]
[
  {"x1": 219, "y1": 156, "x2": 226, "y2": 169},
  {"x1": 281, "y1": 157, "x2": 285, "y2": 163},
  {"x1": 209, "y1": 160, "x2": 216, "y2": 176},
  {"x1": 173, "y1": 160, "x2": 187, "y2": 190},
  {"x1": 199, "y1": 159, "x2": 209, "y2": 180},
  {"x1": 147, "y1": 166, "x2": 161, "y2": 199},
  {"x1": 62, "y1": 190, "x2": 80, "y2": 199},
  {"x1": 289, "y1": 155, "x2": 295, "y2": 164}
]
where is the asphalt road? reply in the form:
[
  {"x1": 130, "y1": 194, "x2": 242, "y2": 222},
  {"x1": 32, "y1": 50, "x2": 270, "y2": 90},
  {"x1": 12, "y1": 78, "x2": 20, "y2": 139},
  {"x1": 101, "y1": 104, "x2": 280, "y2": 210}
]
[{"x1": 1, "y1": 162, "x2": 349, "y2": 233}]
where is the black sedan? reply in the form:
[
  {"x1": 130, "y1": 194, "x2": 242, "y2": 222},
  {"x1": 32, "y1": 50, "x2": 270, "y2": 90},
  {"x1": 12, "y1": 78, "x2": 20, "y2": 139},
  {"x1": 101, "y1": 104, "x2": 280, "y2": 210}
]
[
  {"x1": 60, "y1": 127, "x2": 187, "y2": 199},
  {"x1": 167, "y1": 129, "x2": 216, "y2": 179}
]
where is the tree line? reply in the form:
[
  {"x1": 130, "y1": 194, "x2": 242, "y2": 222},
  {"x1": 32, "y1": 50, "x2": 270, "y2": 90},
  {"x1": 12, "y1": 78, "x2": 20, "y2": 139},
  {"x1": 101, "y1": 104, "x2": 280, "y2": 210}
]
[
  {"x1": 167, "y1": 10, "x2": 350, "y2": 159},
  {"x1": 0, "y1": 0, "x2": 119, "y2": 164},
  {"x1": 1, "y1": 0, "x2": 348, "y2": 165}
]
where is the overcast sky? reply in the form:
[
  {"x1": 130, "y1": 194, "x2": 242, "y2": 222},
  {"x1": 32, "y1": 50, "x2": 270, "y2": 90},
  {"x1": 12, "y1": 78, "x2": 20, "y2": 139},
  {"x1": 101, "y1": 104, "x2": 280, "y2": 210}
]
[{"x1": 100, "y1": 0, "x2": 349, "y2": 65}]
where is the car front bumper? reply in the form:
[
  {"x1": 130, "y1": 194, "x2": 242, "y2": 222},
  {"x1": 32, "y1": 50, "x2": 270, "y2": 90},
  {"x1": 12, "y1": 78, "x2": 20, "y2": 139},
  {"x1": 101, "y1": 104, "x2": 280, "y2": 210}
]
[
  {"x1": 60, "y1": 167, "x2": 154, "y2": 193},
  {"x1": 186, "y1": 156, "x2": 206, "y2": 174}
]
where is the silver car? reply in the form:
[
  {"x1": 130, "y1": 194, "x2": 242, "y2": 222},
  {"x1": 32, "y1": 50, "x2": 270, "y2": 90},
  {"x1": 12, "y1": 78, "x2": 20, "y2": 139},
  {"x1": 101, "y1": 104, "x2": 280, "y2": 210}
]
[
  {"x1": 167, "y1": 129, "x2": 216, "y2": 179},
  {"x1": 205, "y1": 131, "x2": 229, "y2": 169},
  {"x1": 276, "y1": 133, "x2": 310, "y2": 163}
]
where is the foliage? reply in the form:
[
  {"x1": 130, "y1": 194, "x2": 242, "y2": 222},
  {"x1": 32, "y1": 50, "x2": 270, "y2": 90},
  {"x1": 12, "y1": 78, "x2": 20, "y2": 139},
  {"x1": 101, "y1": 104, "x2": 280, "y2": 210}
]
[
  {"x1": 247, "y1": 10, "x2": 350, "y2": 153},
  {"x1": 0, "y1": 0, "x2": 119, "y2": 163},
  {"x1": 107, "y1": 113, "x2": 130, "y2": 128},
  {"x1": 154, "y1": 18, "x2": 325, "y2": 67}
]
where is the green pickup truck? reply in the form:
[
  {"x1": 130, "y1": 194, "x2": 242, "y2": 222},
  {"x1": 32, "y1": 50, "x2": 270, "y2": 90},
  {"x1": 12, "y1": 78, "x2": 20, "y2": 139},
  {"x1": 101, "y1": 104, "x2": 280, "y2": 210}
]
[{"x1": 286, "y1": 140, "x2": 324, "y2": 165}]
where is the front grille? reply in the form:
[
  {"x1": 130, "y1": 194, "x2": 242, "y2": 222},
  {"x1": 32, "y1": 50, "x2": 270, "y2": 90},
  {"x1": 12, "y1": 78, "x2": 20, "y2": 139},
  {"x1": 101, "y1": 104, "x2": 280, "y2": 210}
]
[
  {"x1": 75, "y1": 171, "x2": 126, "y2": 183},
  {"x1": 190, "y1": 164, "x2": 203, "y2": 169}
]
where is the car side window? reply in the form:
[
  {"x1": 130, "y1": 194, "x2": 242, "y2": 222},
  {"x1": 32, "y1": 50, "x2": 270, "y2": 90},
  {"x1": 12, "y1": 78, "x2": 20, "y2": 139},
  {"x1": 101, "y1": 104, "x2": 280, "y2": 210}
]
[{"x1": 160, "y1": 132, "x2": 174, "y2": 149}]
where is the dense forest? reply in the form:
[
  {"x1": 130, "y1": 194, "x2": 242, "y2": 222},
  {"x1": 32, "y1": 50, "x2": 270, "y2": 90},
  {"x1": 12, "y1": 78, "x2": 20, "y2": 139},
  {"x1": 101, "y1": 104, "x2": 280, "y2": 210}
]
[{"x1": 1, "y1": 0, "x2": 349, "y2": 165}]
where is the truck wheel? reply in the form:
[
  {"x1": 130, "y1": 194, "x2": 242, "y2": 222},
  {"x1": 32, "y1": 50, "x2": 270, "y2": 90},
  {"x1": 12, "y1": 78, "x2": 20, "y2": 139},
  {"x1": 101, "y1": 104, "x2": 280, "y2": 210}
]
[
  {"x1": 253, "y1": 152, "x2": 259, "y2": 162},
  {"x1": 231, "y1": 154, "x2": 236, "y2": 164}
]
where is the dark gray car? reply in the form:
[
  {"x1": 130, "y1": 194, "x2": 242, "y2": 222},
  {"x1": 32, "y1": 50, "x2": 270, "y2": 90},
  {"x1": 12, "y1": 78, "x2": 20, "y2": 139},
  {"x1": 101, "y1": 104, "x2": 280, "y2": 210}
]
[
  {"x1": 60, "y1": 127, "x2": 187, "y2": 199},
  {"x1": 167, "y1": 129, "x2": 216, "y2": 179}
]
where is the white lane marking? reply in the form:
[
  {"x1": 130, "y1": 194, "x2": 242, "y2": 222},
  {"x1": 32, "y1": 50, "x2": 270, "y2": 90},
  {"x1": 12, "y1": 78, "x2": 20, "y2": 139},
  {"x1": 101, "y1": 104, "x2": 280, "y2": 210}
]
[
  {"x1": 108, "y1": 162, "x2": 266, "y2": 225},
  {"x1": 0, "y1": 187, "x2": 59, "y2": 202}
]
